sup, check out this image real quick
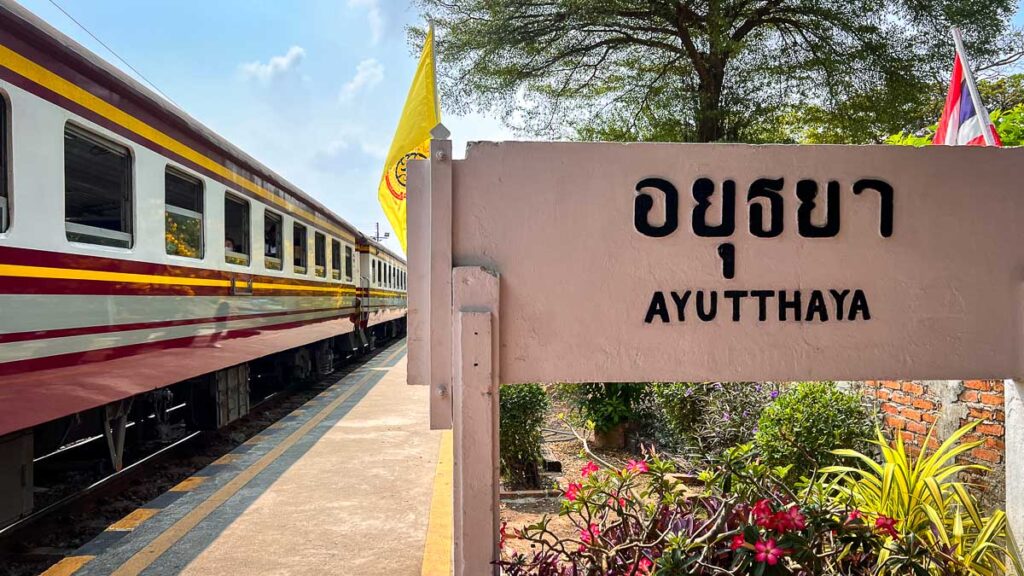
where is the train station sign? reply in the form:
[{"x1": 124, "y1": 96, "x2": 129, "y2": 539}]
[{"x1": 406, "y1": 131, "x2": 1024, "y2": 575}]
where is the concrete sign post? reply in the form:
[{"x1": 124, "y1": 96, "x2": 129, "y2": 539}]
[{"x1": 408, "y1": 130, "x2": 1024, "y2": 575}]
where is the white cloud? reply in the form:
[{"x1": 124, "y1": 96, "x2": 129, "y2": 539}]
[
  {"x1": 240, "y1": 46, "x2": 306, "y2": 83},
  {"x1": 348, "y1": 0, "x2": 384, "y2": 44},
  {"x1": 360, "y1": 141, "x2": 388, "y2": 159},
  {"x1": 339, "y1": 58, "x2": 385, "y2": 102}
]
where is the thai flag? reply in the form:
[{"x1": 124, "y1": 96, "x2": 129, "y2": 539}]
[{"x1": 933, "y1": 52, "x2": 1001, "y2": 146}]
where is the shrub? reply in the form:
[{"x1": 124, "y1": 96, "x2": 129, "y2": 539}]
[
  {"x1": 755, "y1": 381, "x2": 874, "y2": 480},
  {"x1": 824, "y1": 422, "x2": 1024, "y2": 576},
  {"x1": 500, "y1": 383, "x2": 550, "y2": 489},
  {"x1": 556, "y1": 383, "x2": 649, "y2": 434},
  {"x1": 654, "y1": 382, "x2": 779, "y2": 460},
  {"x1": 498, "y1": 438, "x2": 1024, "y2": 575}
]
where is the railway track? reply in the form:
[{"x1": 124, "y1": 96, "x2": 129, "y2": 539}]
[{"x1": 0, "y1": 344, "x2": 395, "y2": 576}]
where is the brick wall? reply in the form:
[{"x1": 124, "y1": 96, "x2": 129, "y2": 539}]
[{"x1": 854, "y1": 380, "x2": 1006, "y2": 511}]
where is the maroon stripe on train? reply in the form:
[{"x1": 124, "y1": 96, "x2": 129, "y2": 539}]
[
  {"x1": 0, "y1": 306, "x2": 351, "y2": 344},
  {"x1": 0, "y1": 311, "x2": 359, "y2": 377},
  {"x1": 0, "y1": 9, "x2": 357, "y2": 237},
  {"x1": 0, "y1": 246, "x2": 361, "y2": 290}
]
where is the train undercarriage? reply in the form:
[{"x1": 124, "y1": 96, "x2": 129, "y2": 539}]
[{"x1": 0, "y1": 318, "x2": 406, "y2": 530}]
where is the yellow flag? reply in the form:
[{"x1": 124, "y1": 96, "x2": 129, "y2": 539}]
[{"x1": 377, "y1": 28, "x2": 440, "y2": 253}]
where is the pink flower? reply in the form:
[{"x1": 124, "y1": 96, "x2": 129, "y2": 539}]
[
  {"x1": 875, "y1": 515, "x2": 899, "y2": 539},
  {"x1": 731, "y1": 534, "x2": 747, "y2": 551},
  {"x1": 565, "y1": 482, "x2": 582, "y2": 502},
  {"x1": 581, "y1": 461, "x2": 600, "y2": 478},
  {"x1": 638, "y1": 557, "x2": 654, "y2": 574},
  {"x1": 499, "y1": 522, "x2": 508, "y2": 550},
  {"x1": 625, "y1": 459, "x2": 649, "y2": 474},
  {"x1": 751, "y1": 499, "x2": 773, "y2": 525},
  {"x1": 754, "y1": 538, "x2": 785, "y2": 566},
  {"x1": 580, "y1": 523, "x2": 601, "y2": 544},
  {"x1": 783, "y1": 505, "x2": 806, "y2": 531},
  {"x1": 606, "y1": 495, "x2": 627, "y2": 508},
  {"x1": 847, "y1": 509, "x2": 863, "y2": 522}
]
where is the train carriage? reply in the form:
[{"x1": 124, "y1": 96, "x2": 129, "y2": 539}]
[{"x1": 0, "y1": 0, "x2": 406, "y2": 525}]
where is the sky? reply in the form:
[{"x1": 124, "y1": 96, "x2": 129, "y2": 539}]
[
  {"x1": 14, "y1": 0, "x2": 516, "y2": 255},
  {"x1": 12, "y1": 1, "x2": 1024, "y2": 256}
]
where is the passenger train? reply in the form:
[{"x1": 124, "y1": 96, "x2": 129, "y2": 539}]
[{"x1": 0, "y1": 0, "x2": 406, "y2": 524}]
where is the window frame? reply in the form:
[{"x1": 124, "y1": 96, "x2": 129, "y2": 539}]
[
  {"x1": 344, "y1": 245, "x2": 354, "y2": 282},
  {"x1": 314, "y1": 231, "x2": 327, "y2": 278},
  {"x1": 293, "y1": 221, "x2": 308, "y2": 274},
  {"x1": 264, "y1": 209, "x2": 283, "y2": 270},
  {"x1": 63, "y1": 123, "x2": 134, "y2": 249},
  {"x1": 0, "y1": 91, "x2": 8, "y2": 233},
  {"x1": 164, "y1": 166, "x2": 205, "y2": 259},
  {"x1": 330, "y1": 238, "x2": 342, "y2": 281},
  {"x1": 223, "y1": 192, "x2": 251, "y2": 266}
]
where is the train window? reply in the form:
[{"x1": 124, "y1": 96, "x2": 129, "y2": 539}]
[
  {"x1": 64, "y1": 125, "x2": 132, "y2": 248},
  {"x1": 344, "y1": 245, "x2": 353, "y2": 282},
  {"x1": 165, "y1": 168, "x2": 204, "y2": 258},
  {"x1": 264, "y1": 211, "x2": 282, "y2": 270},
  {"x1": 293, "y1": 222, "x2": 307, "y2": 274},
  {"x1": 314, "y1": 232, "x2": 326, "y2": 277},
  {"x1": 0, "y1": 95, "x2": 7, "y2": 232},
  {"x1": 330, "y1": 239, "x2": 341, "y2": 280},
  {"x1": 224, "y1": 194, "x2": 250, "y2": 265}
]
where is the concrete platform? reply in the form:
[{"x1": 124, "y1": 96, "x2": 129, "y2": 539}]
[{"x1": 44, "y1": 341, "x2": 453, "y2": 576}]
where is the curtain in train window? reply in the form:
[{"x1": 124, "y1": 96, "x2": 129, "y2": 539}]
[
  {"x1": 165, "y1": 168, "x2": 204, "y2": 258},
  {"x1": 64, "y1": 125, "x2": 133, "y2": 248},
  {"x1": 0, "y1": 95, "x2": 7, "y2": 232},
  {"x1": 224, "y1": 194, "x2": 250, "y2": 265},
  {"x1": 330, "y1": 239, "x2": 342, "y2": 280},
  {"x1": 344, "y1": 245, "x2": 353, "y2": 282},
  {"x1": 264, "y1": 211, "x2": 283, "y2": 270},
  {"x1": 314, "y1": 232, "x2": 327, "y2": 277},
  {"x1": 293, "y1": 222, "x2": 307, "y2": 274}
]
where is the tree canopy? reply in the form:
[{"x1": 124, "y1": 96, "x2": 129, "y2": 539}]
[{"x1": 416, "y1": 0, "x2": 1023, "y2": 143}]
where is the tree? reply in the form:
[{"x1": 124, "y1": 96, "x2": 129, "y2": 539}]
[{"x1": 417, "y1": 0, "x2": 1023, "y2": 143}]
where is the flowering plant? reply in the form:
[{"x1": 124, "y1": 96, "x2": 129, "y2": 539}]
[{"x1": 498, "y1": 447, "x2": 887, "y2": 575}]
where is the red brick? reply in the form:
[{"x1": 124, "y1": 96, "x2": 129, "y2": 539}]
[
  {"x1": 884, "y1": 415, "x2": 904, "y2": 429},
  {"x1": 976, "y1": 423, "x2": 1004, "y2": 436},
  {"x1": 969, "y1": 408, "x2": 993, "y2": 420},
  {"x1": 905, "y1": 420, "x2": 927, "y2": 434},
  {"x1": 970, "y1": 447, "x2": 1001, "y2": 464},
  {"x1": 911, "y1": 398, "x2": 935, "y2": 410},
  {"x1": 882, "y1": 404, "x2": 899, "y2": 415},
  {"x1": 980, "y1": 393, "x2": 1003, "y2": 406},
  {"x1": 882, "y1": 380, "x2": 901, "y2": 390},
  {"x1": 901, "y1": 408, "x2": 923, "y2": 421},
  {"x1": 960, "y1": 390, "x2": 980, "y2": 403},
  {"x1": 901, "y1": 431, "x2": 918, "y2": 443},
  {"x1": 964, "y1": 380, "x2": 992, "y2": 391},
  {"x1": 902, "y1": 382, "x2": 924, "y2": 395},
  {"x1": 890, "y1": 392, "x2": 911, "y2": 405},
  {"x1": 985, "y1": 438, "x2": 1005, "y2": 450},
  {"x1": 992, "y1": 381, "x2": 1004, "y2": 392},
  {"x1": 921, "y1": 413, "x2": 938, "y2": 424}
]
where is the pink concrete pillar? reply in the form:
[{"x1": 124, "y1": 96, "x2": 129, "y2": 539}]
[
  {"x1": 428, "y1": 125, "x2": 454, "y2": 429},
  {"x1": 452, "y1": 267, "x2": 500, "y2": 576},
  {"x1": 406, "y1": 152, "x2": 430, "y2": 387}
]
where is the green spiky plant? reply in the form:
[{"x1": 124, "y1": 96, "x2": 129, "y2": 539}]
[{"x1": 823, "y1": 421, "x2": 1023, "y2": 575}]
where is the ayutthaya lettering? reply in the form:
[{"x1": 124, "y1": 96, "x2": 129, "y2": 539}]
[
  {"x1": 634, "y1": 177, "x2": 894, "y2": 239},
  {"x1": 644, "y1": 289, "x2": 871, "y2": 323}
]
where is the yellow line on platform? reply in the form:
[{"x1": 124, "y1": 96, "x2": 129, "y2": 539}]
[
  {"x1": 40, "y1": 555, "x2": 94, "y2": 576},
  {"x1": 108, "y1": 508, "x2": 159, "y2": 531},
  {"x1": 109, "y1": 348, "x2": 401, "y2": 576},
  {"x1": 421, "y1": 430, "x2": 453, "y2": 576}
]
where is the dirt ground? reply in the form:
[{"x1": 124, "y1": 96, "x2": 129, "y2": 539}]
[{"x1": 499, "y1": 388, "x2": 649, "y2": 558}]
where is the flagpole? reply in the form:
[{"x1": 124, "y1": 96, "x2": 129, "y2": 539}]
[{"x1": 951, "y1": 27, "x2": 996, "y2": 146}]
